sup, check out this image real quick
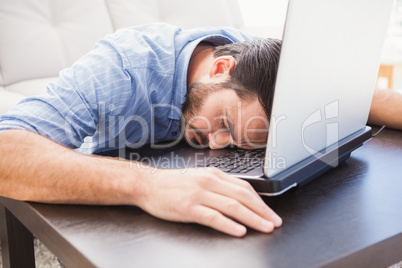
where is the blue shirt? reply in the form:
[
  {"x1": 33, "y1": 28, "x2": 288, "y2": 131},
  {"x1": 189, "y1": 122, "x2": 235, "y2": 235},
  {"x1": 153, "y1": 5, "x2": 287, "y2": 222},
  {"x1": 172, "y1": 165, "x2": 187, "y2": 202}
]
[{"x1": 0, "y1": 24, "x2": 257, "y2": 153}]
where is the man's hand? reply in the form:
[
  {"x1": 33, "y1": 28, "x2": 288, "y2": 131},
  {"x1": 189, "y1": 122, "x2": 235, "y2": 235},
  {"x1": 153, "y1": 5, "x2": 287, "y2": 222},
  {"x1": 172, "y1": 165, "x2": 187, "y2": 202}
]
[{"x1": 137, "y1": 167, "x2": 282, "y2": 237}]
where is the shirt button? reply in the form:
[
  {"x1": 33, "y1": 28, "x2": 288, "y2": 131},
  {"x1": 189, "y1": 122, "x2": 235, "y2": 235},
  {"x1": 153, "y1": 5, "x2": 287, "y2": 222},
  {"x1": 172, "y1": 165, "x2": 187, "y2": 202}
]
[{"x1": 171, "y1": 131, "x2": 177, "y2": 136}]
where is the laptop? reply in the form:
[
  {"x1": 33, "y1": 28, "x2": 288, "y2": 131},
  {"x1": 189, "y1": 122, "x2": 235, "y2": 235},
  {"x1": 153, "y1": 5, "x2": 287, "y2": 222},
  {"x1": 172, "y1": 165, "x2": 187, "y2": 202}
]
[{"x1": 117, "y1": 0, "x2": 394, "y2": 195}]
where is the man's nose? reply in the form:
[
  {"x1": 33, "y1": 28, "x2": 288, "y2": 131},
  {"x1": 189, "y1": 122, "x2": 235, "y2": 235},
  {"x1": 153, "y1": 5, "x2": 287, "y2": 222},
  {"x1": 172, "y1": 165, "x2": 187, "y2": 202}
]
[{"x1": 208, "y1": 131, "x2": 232, "y2": 149}]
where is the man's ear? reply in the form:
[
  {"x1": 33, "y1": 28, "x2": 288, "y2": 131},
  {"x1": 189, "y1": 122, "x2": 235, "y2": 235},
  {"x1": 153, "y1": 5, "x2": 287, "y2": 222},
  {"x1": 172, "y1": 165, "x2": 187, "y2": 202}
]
[{"x1": 209, "y1": 56, "x2": 236, "y2": 79}]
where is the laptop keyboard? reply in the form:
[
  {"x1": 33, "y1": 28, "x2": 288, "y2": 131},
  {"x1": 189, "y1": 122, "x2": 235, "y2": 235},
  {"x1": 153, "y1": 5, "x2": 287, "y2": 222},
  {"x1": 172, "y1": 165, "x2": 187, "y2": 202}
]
[{"x1": 200, "y1": 148, "x2": 265, "y2": 173}]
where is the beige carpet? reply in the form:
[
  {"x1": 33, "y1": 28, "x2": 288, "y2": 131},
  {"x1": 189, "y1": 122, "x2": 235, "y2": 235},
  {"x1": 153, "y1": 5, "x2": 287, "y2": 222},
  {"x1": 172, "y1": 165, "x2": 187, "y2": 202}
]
[
  {"x1": 0, "y1": 238, "x2": 61, "y2": 268},
  {"x1": 0, "y1": 238, "x2": 401, "y2": 267}
]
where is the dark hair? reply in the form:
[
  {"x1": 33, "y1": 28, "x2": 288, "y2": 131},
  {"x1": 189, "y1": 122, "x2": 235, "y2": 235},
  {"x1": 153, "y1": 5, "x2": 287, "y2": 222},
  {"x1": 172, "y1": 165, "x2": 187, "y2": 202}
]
[{"x1": 213, "y1": 38, "x2": 281, "y2": 117}]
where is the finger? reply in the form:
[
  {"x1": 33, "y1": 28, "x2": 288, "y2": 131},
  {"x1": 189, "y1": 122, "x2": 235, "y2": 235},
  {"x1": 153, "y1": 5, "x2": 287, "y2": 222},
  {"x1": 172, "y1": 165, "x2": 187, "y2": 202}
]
[
  {"x1": 205, "y1": 167, "x2": 265, "y2": 199},
  {"x1": 204, "y1": 169, "x2": 282, "y2": 227},
  {"x1": 190, "y1": 205, "x2": 247, "y2": 237},
  {"x1": 206, "y1": 167, "x2": 259, "y2": 194},
  {"x1": 201, "y1": 192, "x2": 275, "y2": 233}
]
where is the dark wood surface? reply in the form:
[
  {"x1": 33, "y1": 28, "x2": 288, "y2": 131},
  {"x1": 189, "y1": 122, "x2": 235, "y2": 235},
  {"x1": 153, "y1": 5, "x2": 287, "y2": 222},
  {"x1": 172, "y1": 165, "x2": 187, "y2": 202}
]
[{"x1": 1, "y1": 127, "x2": 402, "y2": 268}]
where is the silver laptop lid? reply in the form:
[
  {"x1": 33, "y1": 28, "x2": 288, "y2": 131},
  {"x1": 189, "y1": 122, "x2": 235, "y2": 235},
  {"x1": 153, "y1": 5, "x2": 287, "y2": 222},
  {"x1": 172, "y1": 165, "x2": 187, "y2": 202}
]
[{"x1": 264, "y1": 0, "x2": 394, "y2": 177}]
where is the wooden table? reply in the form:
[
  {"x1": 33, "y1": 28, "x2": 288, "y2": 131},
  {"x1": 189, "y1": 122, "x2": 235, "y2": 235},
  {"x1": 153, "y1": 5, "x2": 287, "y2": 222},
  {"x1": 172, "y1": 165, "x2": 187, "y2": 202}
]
[{"x1": 1, "y1": 127, "x2": 402, "y2": 268}]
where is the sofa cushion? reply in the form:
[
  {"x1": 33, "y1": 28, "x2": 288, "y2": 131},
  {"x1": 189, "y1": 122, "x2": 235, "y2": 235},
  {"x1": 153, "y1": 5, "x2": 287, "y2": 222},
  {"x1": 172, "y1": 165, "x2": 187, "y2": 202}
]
[
  {"x1": 0, "y1": 87, "x2": 27, "y2": 115},
  {"x1": 4, "y1": 77, "x2": 58, "y2": 96},
  {"x1": 0, "y1": 0, "x2": 114, "y2": 86},
  {"x1": 105, "y1": 0, "x2": 244, "y2": 29}
]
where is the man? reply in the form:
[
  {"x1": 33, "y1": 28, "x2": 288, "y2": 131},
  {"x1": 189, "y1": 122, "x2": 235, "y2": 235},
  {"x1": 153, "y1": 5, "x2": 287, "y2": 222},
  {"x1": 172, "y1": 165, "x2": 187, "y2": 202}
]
[
  {"x1": 0, "y1": 24, "x2": 282, "y2": 237},
  {"x1": 0, "y1": 23, "x2": 400, "y2": 238}
]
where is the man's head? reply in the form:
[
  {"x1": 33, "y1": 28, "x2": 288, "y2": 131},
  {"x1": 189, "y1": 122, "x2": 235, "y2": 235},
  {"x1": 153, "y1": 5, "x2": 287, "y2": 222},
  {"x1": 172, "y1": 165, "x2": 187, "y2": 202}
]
[{"x1": 183, "y1": 38, "x2": 281, "y2": 149}]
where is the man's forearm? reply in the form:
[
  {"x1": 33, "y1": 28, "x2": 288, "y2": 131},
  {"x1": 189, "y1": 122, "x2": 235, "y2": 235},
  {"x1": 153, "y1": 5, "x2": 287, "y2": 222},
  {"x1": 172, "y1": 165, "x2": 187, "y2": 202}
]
[
  {"x1": 368, "y1": 89, "x2": 402, "y2": 130},
  {"x1": 0, "y1": 129, "x2": 147, "y2": 205},
  {"x1": 0, "y1": 129, "x2": 283, "y2": 237}
]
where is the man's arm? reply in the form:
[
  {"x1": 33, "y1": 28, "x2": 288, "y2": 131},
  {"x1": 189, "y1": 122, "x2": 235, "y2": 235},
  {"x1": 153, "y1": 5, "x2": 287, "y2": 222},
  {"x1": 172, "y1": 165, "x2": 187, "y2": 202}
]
[
  {"x1": 0, "y1": 130, "x2": 142, "y2": 205},
  {"x1": 0, "y1": 129, "x2": 281, "y2": 237},
  {"x1": 368, "y1": 89, "x2": 402, "y2": 130}
]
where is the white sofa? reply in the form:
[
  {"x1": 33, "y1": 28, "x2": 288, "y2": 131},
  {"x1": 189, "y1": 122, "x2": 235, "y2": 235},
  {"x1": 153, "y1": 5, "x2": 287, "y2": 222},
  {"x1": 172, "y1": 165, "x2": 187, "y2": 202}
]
[{"x1": 0, "y1": 0, "x2": 247, "y2": 115}]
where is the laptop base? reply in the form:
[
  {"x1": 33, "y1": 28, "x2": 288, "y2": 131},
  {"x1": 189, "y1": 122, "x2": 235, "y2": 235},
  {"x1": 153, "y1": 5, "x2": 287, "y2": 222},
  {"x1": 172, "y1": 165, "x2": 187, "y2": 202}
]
[{"x1": 246, "y1": 126, "x2": 372, "y2": 195}]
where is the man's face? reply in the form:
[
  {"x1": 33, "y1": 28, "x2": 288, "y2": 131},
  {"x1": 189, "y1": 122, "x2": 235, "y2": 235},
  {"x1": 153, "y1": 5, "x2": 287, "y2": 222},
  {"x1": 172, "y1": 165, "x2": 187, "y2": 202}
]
[{"x1": 183, "y1": 84, "x2": 269, "y2": 149}]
